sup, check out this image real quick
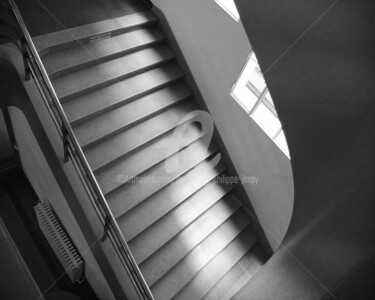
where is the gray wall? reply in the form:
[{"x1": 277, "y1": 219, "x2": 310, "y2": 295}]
[
  {"x1": 152, "y1": 0, "x2": 294, "y2": 251},
  {"x1": 232, "y1": 0, "x2": 375, "y2": 298}
]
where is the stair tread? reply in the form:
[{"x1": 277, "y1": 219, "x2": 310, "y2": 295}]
[
  {"x1": 53, "y1": 44, "x2": 174, "y2": 100},
  {"x1": 83, "y1": 101, "x2": 198, "y2": 173},
  {"x1": 128, "y1": 181, "x2": 233, "y2": 264},
  {"x1": 141, "y1": 207, "x2": 248, "y2": 286},
  {"x1": 151, "y1": 224, "x2": 256, "y2": 300},
  {"x1": 34, "y1": 11, "x2": 158, "y2": 52},
  {"x1": 106, "y1": 139, "x2": 218, "y2": 218},
  {"x1": 43, "y1": 27, "x2": 166, "y2": 78},
  {"x1": 222, "y1": 250, "x2": 267, "y2": 300},
  {"x1": 34, "y1": 11, "x2": 268, "y2": 300},
  {"x1": 62, "y1": 64, "x2": 184, "y2": 125},
  {"x1": 203, "y1": 244, "x2": 267, "y2": 300},
  {"x1": 96, "y1": 121, "x2": 204, "y2": 195},
  {"x1": 117, "y1": 159, "x2": 226, "y2": 241},
  {"x1": 73, "y1": 82, "x2": 191, "y2": 146},
  {"x1": 172, "y1": 225, "x2": 258, "y2": 300}
]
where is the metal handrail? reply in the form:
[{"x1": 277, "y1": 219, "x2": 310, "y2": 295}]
[{"x1": 5, "y1": 1, "x2": 154, "y2": 299}]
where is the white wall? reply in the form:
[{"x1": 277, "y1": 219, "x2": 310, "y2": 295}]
[{"x1": 152, "y1": 0, "x2": 294, "y2": 250}]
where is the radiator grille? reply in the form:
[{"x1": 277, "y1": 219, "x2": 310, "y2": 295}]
[{"x1": 35, "y1": 200, "x2": 84, "y2": 283}]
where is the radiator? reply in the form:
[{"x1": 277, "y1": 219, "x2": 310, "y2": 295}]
[{"x1": 35, "y1": 200, "x2": 84, "y2": 283}]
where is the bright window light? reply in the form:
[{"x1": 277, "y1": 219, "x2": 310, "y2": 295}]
[
  {"x1": 231, "y1": 51, "x2": 290, "y2": 158},
  {"x1": 215, "y1": 0, "x2": 240, "y2": 22},
  {"x1": 275, "y1": 130, "x2": 290, "y2": 157},
  {"x1": 252, "y1": 103, "x2": 281, "y2": 137}
]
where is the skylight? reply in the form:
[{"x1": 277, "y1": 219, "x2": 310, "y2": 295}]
[
  {"x1": 231, "y1": 52, "x2": 290, "y2": 157},
  {"x1": 215, "y1": 0, "x2": 240, "y2": 22}
]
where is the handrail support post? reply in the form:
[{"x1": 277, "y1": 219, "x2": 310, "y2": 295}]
[
  {"x1": 21, "y1": 37, "x2": 30, "y2": 80},
  {"x1": 102, "y1": 216, "x2": 111, "y2": 242},
  {"x1": 62, "y1": 123, "x2": 69, "y2": 162}
]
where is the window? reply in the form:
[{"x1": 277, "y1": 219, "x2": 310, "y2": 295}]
[
  {"x1": 215, "y1": 0, "x2": 240, "y2": 22},
  {"x1": 231, "y1": 52, "x2": 290, "y2": 157}
]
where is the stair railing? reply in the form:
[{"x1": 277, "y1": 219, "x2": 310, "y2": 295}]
[{"x1": 4, "y1": 0, "x2": 154, "y2": 299}]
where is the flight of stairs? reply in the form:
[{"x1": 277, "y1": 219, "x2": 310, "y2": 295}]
[{"x1": 33, "y1": 11, "x2": 268, "y2": 300}]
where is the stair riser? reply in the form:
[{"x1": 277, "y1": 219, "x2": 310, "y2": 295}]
[
  {"x1": 99, "y1": 130, "x2": 210, "y2": 195},
  {"x1": 174, "y1": 228, "x2": 259, "y2": 300},
  {"x1": 58, "y1": 54, "x2": 175, "y2": 103},
  {"x1": 142, "y1": 205, "x2": 244, "y2": 286},
  {"x1": 119, "y1": 163, "x2": 227, "y2": 241},
  {"x1": 87, "y1": 111, "x2": 201, "y2": 172},
  {"x1": 130, "y1": 184, "x2": 234, "y2": 264},
  {"x1": 202, "y1": 245, "x2": 265, "y2": 300},
  {"x1": 34, "y1": 12, "x2": 268, "y2": 300},
  {"x1": 38, "y1": 20, "x2": 158, "y2": 57},
  {"x1": 49, "y1": 37, "x2": 167, "y2": 80},
  {"x1": 106, "y1": 142, "x2": 218, "y2": 199},
  {"x1": 73, "y1": 86, "x2": 188, "y2": 144},
  {"x1": 108, "y1": 147, "x2": 220, "y2": 218},
  {"x1": 150, "y1": 223, "x2": 253, "y2": 299},
  {"x1": 67, "y1": 70, "x2": 185, "y2": 126}
]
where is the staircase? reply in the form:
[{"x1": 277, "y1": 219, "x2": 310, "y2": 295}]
[{"x1": 33, "y1": 11, "x2": 268, "y2": 300}]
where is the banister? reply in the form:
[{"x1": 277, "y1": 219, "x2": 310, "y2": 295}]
[{"x1": 3, "y1": 1, "x2": 153, "y2": 299}]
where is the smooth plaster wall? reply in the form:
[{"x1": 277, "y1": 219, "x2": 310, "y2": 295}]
[
  {"x1": 232, "y1": 0, "x2": 375, "y2": 298},
  {"x1": 152, "y1": 0, "x2": 294, "y2": 250}
]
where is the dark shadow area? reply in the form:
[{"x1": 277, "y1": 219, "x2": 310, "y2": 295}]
[
  {"x1": 14, "y1": 0, "x2": 150, "y2": 36},
  {"x1": 0, "y1": 169, "x2": 99, "y2": 300},
  {"x1": 0, "y1": 109, "x2": 14, "y2": 160}
]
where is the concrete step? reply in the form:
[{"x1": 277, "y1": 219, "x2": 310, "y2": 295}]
[
  {"x1": 221, "y1": 246, "x2": 268, "y2": 300},
  {"x1": 141, "y1": 207, "x2": 248, "y2": 286},
  {"x1": 129, "y1": 182, "x2": 234, "y2": 265},
  {"x1": 83, "y1": 101, "x2": 198, "y2": 172},
  {"x1": 62, "y1": 64, "x2": 184, "y2": 125},
  {"x1": 43, "y1": 27, "x2": 166, "y2": 79},
  {"x1": 175, "y1": 227, "x2": 259, "y2": 300},
  {"x1": 34, "y1": 11, "x2": 158, "y2": 55},
  {"x1": 53, "y1": 44, "x2": 175, "y2": 101},
  {"x1": 96, "y1": 121, "x2": 205, "y2": 195},
  {"x1": 117, "y1": 159, "x2": 226, "y2": 241},
  {"x1": 202, "y1": 244, "x2": 267, "y2": 300},
  {"x1": 73, "y1": 82, "x2": 191, "y2": 146},
  {"x1": 106, "y1": 139, "x2": 218, "y2": 218},
  {"x1": 151, "y1": 224, "x2": 256, "y2": 300}
]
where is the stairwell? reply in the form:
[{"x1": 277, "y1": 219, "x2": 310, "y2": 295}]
[{"x1": 33, "y1": 11, "x2": 269, "y2": 300}]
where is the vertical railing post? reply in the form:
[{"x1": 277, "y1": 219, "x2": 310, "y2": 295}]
[
  {"x1": 62, "y1": 123, "x2": 69, "y2": 162},
  {"x1": 102, "y1": 216, "x2": 111, "y2": 242},
  {"x1": 20, "y1": 36, "x2": 30, "y2": 80}
]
